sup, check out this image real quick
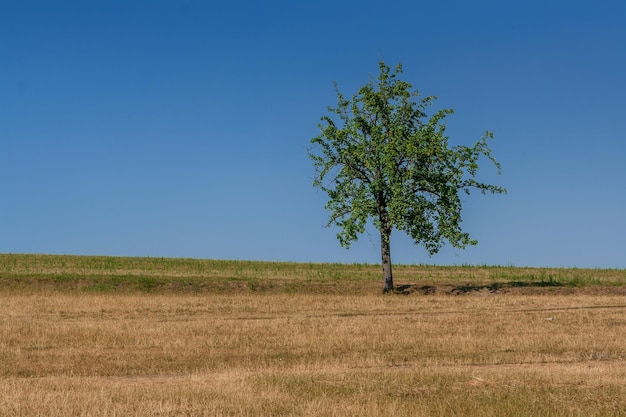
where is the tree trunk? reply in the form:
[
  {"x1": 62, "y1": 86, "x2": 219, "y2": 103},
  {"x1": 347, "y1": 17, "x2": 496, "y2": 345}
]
[{"x1": 381, "y1": 227, "x2": 393, "y2": 293}]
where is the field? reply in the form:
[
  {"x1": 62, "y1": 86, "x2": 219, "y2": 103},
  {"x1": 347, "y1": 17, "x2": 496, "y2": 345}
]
[{"x1": 1, "y1": 254, "x2": 625, "y2": 416}]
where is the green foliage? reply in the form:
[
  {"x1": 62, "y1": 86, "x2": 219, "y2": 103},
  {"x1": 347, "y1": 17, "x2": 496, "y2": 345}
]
[{"x1": 309, "y1": 61, "x2": 506, "y2": 255}]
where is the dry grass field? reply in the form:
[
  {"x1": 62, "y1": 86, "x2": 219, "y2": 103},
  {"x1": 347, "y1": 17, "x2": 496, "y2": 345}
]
[{"x1": 1, "y1": 254, "x2": 625, "y2": 416}]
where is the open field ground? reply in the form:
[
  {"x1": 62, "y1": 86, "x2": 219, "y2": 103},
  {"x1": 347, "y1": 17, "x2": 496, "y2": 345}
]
[{"x1": 1, "y1": 254, "x2": 625, "y2": 416}]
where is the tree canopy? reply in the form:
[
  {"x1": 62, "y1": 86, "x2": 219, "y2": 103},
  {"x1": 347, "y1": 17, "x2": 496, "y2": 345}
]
[{"x1": 309, "y1": 61, "x2": 506, "y2": 292}]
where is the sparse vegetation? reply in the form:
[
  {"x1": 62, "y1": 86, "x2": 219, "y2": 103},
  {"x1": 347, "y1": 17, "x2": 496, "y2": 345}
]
[{"x1": 1, "y1": 254, "x2": 625, "y2": 416}]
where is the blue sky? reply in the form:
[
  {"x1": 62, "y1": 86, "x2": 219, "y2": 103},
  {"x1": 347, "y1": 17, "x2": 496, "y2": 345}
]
[{"x1": 1, "y1": 0, "x2": 625, "y2": 268}]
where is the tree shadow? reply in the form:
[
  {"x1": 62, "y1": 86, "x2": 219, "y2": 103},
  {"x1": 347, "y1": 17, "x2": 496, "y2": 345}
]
[
  {"x1": 392, "y1": 280, "x2": 563, "y2": 295},
  {"x1": 393, "y1": 284, "x2": 437, "y2": 295},
  {"x1": 451, "y1": 280, "x2": 563, "y2": 295}
]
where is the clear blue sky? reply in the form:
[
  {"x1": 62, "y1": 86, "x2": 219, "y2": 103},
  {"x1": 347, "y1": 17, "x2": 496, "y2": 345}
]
[{"x1": 2, "y1": 0, "x2": 625, "y2": 268}]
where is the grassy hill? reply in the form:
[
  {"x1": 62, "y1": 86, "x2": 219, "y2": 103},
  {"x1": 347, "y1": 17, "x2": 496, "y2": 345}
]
[
  {"x1": 1, "y1": 253, "x2": 624, "y2": 294},
  {"x1": 2, "y1": 253, "x2": 626, "y2": 416}
]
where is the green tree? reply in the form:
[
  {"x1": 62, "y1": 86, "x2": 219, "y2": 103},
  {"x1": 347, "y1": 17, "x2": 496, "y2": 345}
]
[{"x1": 309, "y1": 61, "x2": 506, "y2": 293}]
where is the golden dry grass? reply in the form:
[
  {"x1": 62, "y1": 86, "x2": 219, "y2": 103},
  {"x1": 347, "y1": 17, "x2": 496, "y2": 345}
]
[{"x1": 1, "y1": 290, "x2": 625, "y2": 416}]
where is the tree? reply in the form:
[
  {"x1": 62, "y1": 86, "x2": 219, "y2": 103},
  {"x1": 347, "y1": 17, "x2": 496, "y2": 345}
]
[{"x1": 309, "y1": 61, "x2": 506, "y2": 293}]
